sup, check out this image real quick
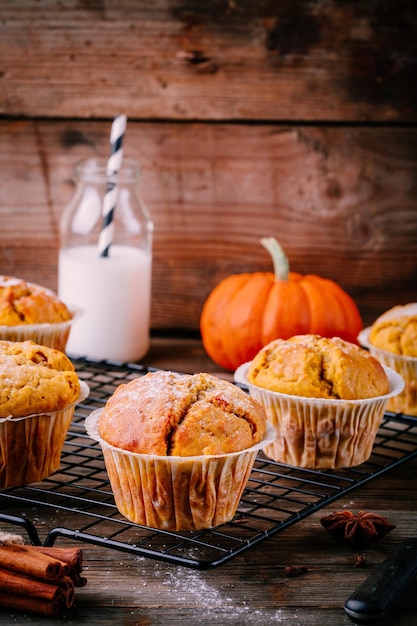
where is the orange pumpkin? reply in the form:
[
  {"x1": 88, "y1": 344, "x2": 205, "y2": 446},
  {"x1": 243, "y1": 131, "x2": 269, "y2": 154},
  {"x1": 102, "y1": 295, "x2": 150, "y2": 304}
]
[{"x1": 200, "y1": 238, "x2": 363, "y2": 371}]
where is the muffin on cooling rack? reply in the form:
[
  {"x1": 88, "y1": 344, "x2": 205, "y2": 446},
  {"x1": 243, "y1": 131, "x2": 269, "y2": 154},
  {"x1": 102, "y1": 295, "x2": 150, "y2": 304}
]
[
  {"x1": 85, "y1": 370, "x2": 274, "y2": 531},
  {"x1": 0, "y1": 275, "x2": 78, "y2": 352},
  {"x1": 359, "y1": 303, "x2": 417, "y2": 416},
  {"x1": 235, "y1": 334, "x2": 404, "y2": 470},
  {"x1": 0, "y1": 340, "x2": 89, "y2": 488}
]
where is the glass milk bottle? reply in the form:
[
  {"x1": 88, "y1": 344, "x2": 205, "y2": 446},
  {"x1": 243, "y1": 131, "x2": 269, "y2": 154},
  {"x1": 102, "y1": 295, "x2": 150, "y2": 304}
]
[{"x1": 58, "y1": 158, "x2": 153, "y2": 362}]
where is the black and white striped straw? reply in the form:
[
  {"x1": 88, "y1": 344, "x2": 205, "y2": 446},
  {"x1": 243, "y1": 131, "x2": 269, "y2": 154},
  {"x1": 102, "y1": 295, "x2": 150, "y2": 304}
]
[{"x1": 98, "y1": 114, "x2": 127, "y2": 257}]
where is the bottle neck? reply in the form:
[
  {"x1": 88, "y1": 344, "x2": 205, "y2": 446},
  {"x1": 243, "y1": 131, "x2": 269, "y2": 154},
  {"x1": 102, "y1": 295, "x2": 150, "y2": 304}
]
[
  {"x1": 74, "y1": 158, "x2": 141, "y2": 186},
  {"x1": 60, "y1": 158, "x2": 153, "y2": 254}
]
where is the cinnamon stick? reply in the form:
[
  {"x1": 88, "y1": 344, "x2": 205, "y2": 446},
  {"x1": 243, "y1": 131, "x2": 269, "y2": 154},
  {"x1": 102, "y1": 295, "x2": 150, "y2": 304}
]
[
  {"x1": 33, "y1": 546, "x2": 82, "y2": 571},
  {"x1": 57, "y1": 576, "x2": 76, "y2": 608},
  {"x1": 0, "y1": 544, "x2": 65, "y2": 580},
  {"x1": 72, "y1": 571, "x2": 88, "y2": 587},
  {"x1": 0, "y1": 567, "x2": 74, "y2": 616},
  {"x1": 0, "y1": 568, "x2": 67, "y2": 604},
  {"x1": 32, "y1": 546, "x2": 86, "y2": 585},
  {"x1": 0, "y1": 544, "x2": 85, "y2": 616},
  {"x1": 0, "y1": 590, "x2": 64, "y2": 617}
]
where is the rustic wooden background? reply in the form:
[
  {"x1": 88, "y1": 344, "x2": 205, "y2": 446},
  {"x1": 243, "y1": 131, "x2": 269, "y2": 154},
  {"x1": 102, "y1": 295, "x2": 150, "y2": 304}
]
[{"x1": 1, "y1": 0, "x2": 416, "y2": 334}]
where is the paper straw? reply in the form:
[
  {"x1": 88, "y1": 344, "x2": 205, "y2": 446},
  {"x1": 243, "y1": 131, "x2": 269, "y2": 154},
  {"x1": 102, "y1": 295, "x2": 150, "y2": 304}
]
[{"x1": 98, "y1": 114, "x2": 127, "y2": 257}]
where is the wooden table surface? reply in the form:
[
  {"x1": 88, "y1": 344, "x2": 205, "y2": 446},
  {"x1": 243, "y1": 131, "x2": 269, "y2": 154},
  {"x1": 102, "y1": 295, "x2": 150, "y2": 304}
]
[{"x1": 1, "y1": 336, "x2": 416, "y2": 626}]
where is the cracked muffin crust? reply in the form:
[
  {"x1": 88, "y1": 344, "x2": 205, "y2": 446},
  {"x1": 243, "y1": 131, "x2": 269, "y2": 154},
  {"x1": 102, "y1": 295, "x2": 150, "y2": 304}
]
[
  {"x1": 361, "y1": 303, "x2": 417, "y2": 416},
  {"x1": 247, "y1": 334, "x2": 390, "y2": 400},
  {"x1": 369, "y1": 303, "x2": 417, "y2": 357},
  {"x1": 239, "y1": 334, "x2": 402, "y2": 469},
  {"x1": 0, "y1": 339, "x2": 86, "y2": 489},
  {"x1": 98, "y1": 370, "x2": 267, "y2": 456},
  {"x1": 0, "y1": 276, "x2": 72, "y2": 325},
  {"x1": 0, "y1": 340, "x2": 80, "y2": 418}
]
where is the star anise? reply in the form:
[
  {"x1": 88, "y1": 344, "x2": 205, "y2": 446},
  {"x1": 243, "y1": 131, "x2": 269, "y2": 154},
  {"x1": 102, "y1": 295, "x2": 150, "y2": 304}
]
[{"x1": 320, "y1": 510, "x2": 396, "y2": 549}]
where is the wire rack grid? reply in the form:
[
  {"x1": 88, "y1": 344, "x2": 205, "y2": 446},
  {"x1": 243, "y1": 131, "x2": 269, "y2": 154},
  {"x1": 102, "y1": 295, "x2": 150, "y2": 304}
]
[{"x1": 1, "y1": 358, "x2": 416, "y2": 570}]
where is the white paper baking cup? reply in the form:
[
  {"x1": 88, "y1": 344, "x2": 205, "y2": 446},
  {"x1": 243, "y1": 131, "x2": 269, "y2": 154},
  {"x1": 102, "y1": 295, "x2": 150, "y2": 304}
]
[
  {"x1": 234, "y1": 362, "x2": 404, "y2": 470},
  {"x1": 85, "y1": 410, "x2": 276, "y2": 531},
  {"x1": 0, "y1": 307, "x2": 82, "y2": 353},
  {"x1": 359, "y1": 326, "x2": 417, "y2": 416},
  {"x1": 0, "y1": 380, "x2": 89, "y2": 489}
]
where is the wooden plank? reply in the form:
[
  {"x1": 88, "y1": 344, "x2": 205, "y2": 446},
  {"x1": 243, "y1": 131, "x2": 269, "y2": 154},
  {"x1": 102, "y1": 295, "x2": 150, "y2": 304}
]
[
  {"x1": 0, "y1": 339, "x2": 415, "y2": 623},
  {"x1": 0, "y1": 0, "x2": 415, "y2": 122},
  {"x1": 1, "y1": 119, "x2": 416, "y2": 331},
  {"x1": 1, "y1": 469, "x2": 417, "y2": 625}
]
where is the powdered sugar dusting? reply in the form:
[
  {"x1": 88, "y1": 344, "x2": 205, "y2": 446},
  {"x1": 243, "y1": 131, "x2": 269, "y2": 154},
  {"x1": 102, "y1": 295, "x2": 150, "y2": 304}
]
[
  {"x1": 375, "y1": 302, "x2": 417, "y2": 322},
  {"x1": 133, "y1": 558, "x2": 290, "y2": 624},
  {"x1": 103, "y1": 370, "x2": 267, "y2": 456},
  {"x1": 119, "y1": 370, "x2": 183, "y2": 403},
  {"x1": 0, "y1": 276, "x2": 21, "y2": 287},
  {"x1": 0, "y1": 274, "x2": 56, "y2": 297}
]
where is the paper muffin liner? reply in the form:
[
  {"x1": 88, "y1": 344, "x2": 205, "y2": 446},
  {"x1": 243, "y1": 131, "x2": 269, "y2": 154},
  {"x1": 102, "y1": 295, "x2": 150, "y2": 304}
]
[
  {"x1": 0, "y1": 380, "x2": 89, "y2": 489},
  {"x1": 0, "y1": 308, "x2": 81, "y2": 353},
  {"x1": 85, "y1": 410, "x2": 276, "y2": 531},
  {"x1": 359, "y1": 327, "x2": 417, "y2": 416},
  {"x1": 234, "y1": 362, "x2": 404, "y2": 470}
]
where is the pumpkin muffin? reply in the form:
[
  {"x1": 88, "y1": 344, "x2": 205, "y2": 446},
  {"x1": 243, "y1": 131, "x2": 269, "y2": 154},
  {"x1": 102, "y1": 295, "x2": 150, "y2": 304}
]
[
  {"x1": 247, "y1": 334, "x2": 390, "y2": 399},
  {"x1": 359, "y1": 303, "x2": 417, "y2": 415},
  {"x1": 235, "y1": 335, "x2": 404, "y2": 469},
  {"x1": 86, "y1": 371, "x2": 274, "y2": 531},
  {"x1": 0, "y1": 276, "x2": 77, "y2": 352},
  {"x1": 0, "y1": 340, "x2": 89, "y2": 488}
]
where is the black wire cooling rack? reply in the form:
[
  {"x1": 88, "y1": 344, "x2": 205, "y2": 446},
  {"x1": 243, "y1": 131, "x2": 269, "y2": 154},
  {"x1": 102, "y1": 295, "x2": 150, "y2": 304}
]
[{"x1": 1, "y1": 357, "x2": 417, "y2": 570}]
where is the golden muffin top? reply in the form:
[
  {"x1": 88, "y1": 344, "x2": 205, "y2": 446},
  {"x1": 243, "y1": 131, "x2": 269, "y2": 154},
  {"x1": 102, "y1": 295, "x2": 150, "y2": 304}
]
[
  {"x1": 247, "y1": 334, "x2": 390, "y2": 400},
  {"x1": 0, "y1": 276, "x2": 72, "y2": 325},
  {"x1": 369, "y1": 303, "x2": 417, "y2": 357},
  {"x1": 0, "y1": 340, "x2": 80, "y2": 418},
  {"x1": 98, "y1": 370, "x2": 267, "y2": 456}
]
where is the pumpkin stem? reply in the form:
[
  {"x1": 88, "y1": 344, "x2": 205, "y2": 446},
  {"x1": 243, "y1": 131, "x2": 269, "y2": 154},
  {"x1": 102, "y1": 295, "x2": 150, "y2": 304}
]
[{"x1": 260, "y1": 237, "x2": 289, "y2": 281}]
